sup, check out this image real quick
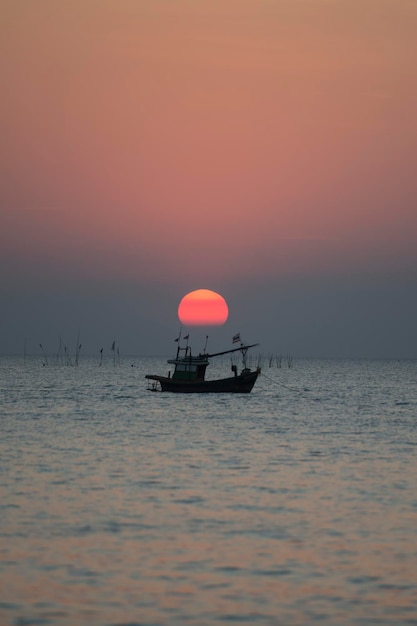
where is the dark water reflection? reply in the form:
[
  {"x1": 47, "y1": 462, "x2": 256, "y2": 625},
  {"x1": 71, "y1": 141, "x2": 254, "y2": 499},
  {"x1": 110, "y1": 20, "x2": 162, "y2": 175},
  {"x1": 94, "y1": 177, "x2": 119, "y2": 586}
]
[{"x1": 1, "y1": 357, "x2": 417, "y2": 625}]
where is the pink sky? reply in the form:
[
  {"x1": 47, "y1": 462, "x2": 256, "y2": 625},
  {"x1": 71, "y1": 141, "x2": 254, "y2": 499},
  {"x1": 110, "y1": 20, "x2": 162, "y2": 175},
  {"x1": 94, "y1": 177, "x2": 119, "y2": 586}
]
[
  {"x1": 2, "y1": 0, "x2": 416, "y2": 283},
  {"x1": 1, "y1": 1, "x2": 417, "y2": 356}
]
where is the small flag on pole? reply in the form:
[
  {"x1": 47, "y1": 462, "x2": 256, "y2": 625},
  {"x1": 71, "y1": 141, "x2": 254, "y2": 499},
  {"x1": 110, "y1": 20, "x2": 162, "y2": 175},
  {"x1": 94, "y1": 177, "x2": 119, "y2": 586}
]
[
  {"x1": 174, "y1": 337, "x2": 179, "y2": 342},
  {"x1": 184, "y1": 334, "x2": 189, "y2": 341},
  {"x1": 232, "y1": 333, "x2": 240, "y2": 344}
]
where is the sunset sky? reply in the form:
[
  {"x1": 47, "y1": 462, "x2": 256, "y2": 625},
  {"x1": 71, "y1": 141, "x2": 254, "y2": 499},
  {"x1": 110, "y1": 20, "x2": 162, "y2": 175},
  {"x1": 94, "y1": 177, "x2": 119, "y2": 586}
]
[{"x1": 1, "y1": 0, "x2": 416, "y2": 358}]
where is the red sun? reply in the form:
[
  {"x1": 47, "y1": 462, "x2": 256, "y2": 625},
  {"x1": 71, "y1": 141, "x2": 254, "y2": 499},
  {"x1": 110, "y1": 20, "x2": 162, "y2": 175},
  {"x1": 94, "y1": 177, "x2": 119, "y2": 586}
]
[{"x1": 178, "y1": 289, "x2": 229, "y2": 326}]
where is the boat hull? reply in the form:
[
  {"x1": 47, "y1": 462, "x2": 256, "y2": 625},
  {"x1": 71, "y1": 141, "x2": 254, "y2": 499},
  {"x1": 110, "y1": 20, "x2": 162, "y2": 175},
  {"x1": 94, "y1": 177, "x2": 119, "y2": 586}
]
[{"x1": 146, "y1": 369, "x2": 260, "y2": 393}]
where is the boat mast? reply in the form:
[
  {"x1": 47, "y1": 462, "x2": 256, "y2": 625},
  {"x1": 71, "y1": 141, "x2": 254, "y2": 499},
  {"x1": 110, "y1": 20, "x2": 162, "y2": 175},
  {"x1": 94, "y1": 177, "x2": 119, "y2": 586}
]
[{"x1": 174, "y1": 327, "x2": 182, "y2": 359}]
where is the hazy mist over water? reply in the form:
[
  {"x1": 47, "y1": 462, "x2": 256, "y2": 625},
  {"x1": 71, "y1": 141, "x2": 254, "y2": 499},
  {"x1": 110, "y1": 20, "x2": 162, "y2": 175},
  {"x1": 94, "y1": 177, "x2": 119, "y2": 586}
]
[
  {"x1": 2, "y1": 273, "x2": 417, "y2": 360},
  {"x1": 1, "y1": 356, "x2": 417, "y2": 625}
]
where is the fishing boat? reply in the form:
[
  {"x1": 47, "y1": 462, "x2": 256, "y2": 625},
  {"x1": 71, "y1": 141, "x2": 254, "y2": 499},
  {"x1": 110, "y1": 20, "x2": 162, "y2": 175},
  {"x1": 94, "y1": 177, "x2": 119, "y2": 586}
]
[{"x1": 146, "y1": 337, "x2": 260, "y2": 393}]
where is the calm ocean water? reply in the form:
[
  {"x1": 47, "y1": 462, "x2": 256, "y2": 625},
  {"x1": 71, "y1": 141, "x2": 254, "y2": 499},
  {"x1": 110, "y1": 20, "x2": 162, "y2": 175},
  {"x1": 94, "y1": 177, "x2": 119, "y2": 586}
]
[{"x1": 1, "y1": 355, "x2": 417, "y2": 626}]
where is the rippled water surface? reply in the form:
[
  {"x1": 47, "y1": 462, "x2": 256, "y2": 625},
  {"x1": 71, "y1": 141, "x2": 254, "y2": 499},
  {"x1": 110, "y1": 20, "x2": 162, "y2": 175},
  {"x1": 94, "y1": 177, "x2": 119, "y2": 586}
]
[{"x1": 1, "y1": 356, "x2": 417, "y2": 625}]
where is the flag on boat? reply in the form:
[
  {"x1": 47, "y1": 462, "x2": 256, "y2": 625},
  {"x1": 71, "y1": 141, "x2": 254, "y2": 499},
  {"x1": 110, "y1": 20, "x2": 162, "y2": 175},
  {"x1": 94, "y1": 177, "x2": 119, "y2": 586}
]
[
  {"x1": 184, "y1": 334, "x2": 189, "y2": 341},
  {"x1": 232, "y1": 333, "x2": 240, "y2": 344},
  {"x1": 174, "y1": 337, "x2": 179, "y2": 342}
]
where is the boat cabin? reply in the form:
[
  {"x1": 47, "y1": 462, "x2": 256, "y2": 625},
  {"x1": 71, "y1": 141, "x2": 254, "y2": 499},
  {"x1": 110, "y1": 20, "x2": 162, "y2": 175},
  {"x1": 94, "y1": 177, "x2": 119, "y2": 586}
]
[{"x1": 167, "y1": 351, "x2": 209, "y2": 382}]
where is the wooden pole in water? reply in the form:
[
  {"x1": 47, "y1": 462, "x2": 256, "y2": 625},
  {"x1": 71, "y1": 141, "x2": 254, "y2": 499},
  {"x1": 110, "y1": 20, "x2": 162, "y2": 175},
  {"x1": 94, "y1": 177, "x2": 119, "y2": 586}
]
[
  {"x1": 39, "y1": 343, "x2": 48, "y2": 365},
  {"x1": 57, "y1": 336, "x2": 62, "y2": 365},
  {"x1": 75, "y1": 331, "x2": 81, "y2": 366}
]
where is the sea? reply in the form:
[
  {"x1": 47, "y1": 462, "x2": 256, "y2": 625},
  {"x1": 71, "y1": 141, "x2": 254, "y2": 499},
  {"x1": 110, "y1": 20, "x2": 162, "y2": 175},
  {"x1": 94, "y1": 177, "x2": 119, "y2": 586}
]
[{"x1": 1, "y1": 355, "x2": 417, "y2": 626}]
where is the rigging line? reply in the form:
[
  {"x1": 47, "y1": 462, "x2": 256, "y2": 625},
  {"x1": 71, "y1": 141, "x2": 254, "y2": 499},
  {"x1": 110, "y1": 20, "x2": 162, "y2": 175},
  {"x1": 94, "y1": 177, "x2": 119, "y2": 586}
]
[{"x1": 260, "y1": 371, "x2": 308, "y2": 394}]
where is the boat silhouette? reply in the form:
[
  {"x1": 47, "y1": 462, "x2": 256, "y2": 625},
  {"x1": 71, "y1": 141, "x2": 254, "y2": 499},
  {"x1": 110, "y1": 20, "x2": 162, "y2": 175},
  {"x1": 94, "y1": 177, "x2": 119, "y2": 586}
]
[{"x1": 146, "y1": 338, "x2": 260, "y2": 393}]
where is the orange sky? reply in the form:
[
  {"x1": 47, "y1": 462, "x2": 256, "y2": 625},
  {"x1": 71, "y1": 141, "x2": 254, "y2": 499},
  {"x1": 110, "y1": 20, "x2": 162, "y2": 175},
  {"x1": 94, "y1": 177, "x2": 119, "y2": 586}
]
[
  {"x1": 1, "y1": 1, "x2": 417, "y2": 356},
  {"x1": 2, "y1": 0, "x2": 416, "y2": 285}
]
